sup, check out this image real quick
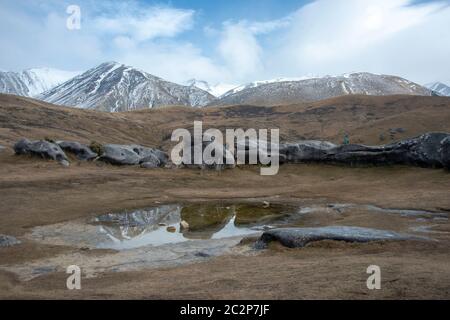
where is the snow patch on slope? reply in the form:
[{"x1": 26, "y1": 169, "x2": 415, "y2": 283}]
[
  {"x1": 214, "y1": 72, "x2": 433, "y2": 106},
  {"x1": 185, "y1": 79, "x2": 237, "y2": 97},
  {"x1": 0, "y1": 68, "x2": 80, "y2": 97},
  {"x1": 40, "y1": 62, "x2": 215, "y2": 111},
  {"x1": 425, "y1": 82, "x2": 450, "y2": 96},
  {"x1": 221, "y1": 76, "x2": 317, "y2": 98}
]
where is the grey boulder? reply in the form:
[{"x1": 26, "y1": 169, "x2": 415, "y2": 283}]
[
  {"x1": 139, "y1": 146, "x2": 168, "y2": 166},
  {"x1": 140, "y1": 154, "x2": 162, "y2": 168},
  {"x1": 56, "y1": 141, "x2": 97, "y2": 161},
  {"x1": 440, "y1": 136, "x2": 450, "y2": 169},
  {"x1": 235, "y1": 137, "x2": 286, "y2": 164},
  {"x1": 280, "y1": 140, "x2": 337, "y2": 162},
  {"x1": 0, "y1": 234, "x2": 21, "y2": 247},
  {"x1": 99, "y1": 144, "x2": 168, "y2": 167},
  {"x1": 387, "y1": 132, "x2": 450, "y2": 167},
  {"x1": 257, "y1": 226, "x2": 422, "y2": 249},
  {"x1": 281, "y1": 132, "x2": 450, "y2": 168},
  {"x1": 14, "y1": 138, "x2": 69, "y2": 165}
]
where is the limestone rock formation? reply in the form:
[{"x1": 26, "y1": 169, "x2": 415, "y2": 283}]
[
  {"x1": 99, "y1": 144, "x2": 168, "y2": 167},
  {"x1": 280, "y1": 133, "x2": 450, "y2": 168},
  {"x1": 56, "y1": 141, "x2": 97, "y2": 161},
  {"x1": 0, "y1": 234, "x2": 21, "y2": 247},
  {"x1": 257, "y1": 226, "x2": 422, "y2": 248},
  {"x1": 14, "y1": 138, "x2": 69, "y2": 166}
]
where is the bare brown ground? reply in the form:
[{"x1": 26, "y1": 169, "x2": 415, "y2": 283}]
[
  {"x1": 0, "y1": 93, "x2": 449, "y2": 299},
  {"x1": 0, "y1": 150, "x2": 449, "y2": 299}
]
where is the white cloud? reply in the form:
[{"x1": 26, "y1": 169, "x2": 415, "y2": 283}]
[
  {"x1": 240, "y1": 17, "x2": 292, "y2": 35},
  {"x1": 272, "y1": 0, "x2": 450, "y2": 84},
  {"x1": 0, "y1": 2, "x2": 102, "y2": 71},
  {"x1": 202, "y1": 0, "x2": 450, "y2": 85},
  {"x1": 118, "y1": 42, "x2": 226, "y2": 84},
  {"x1": 217, "y1": 22, "x2": 263, "y2": 80},
  {"x1": 94, "y1": 6, "x2": 195, "y2": 43},
  {"x1": 1, "y1": 0, "x2": 449, "y2": 86}
]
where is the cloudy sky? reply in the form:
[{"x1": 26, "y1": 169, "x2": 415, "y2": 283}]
[{"x1": 0, "y1": 0, "x2": 449, "y2": 87}]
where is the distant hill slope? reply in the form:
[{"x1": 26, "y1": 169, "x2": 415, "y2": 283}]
[
  {"x1": 39, "y1": 62, "x2": 215, "y2": 112},
  {"x1": 213, "y1": 72, "x2": 433, "y2": 106},
  {"x1": 1, "y1": 93, "x2": 449, "y2": 151}
]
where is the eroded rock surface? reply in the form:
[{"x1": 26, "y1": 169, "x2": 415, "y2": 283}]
[
  {"x1": 280, "y1": 140, "x2": 337, "y2": 163},
  {"x1": 14, "y1": 138, "x2": 69, "y2": 166},
  {"x1": 281, "y1": 132, "x2": 450, "y2": 168},
  {"x1": 99, "y1": 144, "x2": 167, "y2": 166},
  {"x1": 257, "y1": 226, "x2": 423, "y2": 248},
  {"x1": 440, "y1": 136, "x2": 450, "y2": 169},
  {"x1": 56, "y1": 141, "x2": 97, "y2": 161},
  {"x1": 0, "y1": 234, "x2": 20, "y2": 247}
]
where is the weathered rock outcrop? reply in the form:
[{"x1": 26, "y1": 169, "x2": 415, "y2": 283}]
[
  {"x1": 257, "y1": 226, "x2": 422, "y2": 249},
  {"x1": 56, "y1": 141, "x2": 97, "y2": 161},
  {"x1": 99, "y1": 144, "x2": 168, "y2": 167},
  {"x1": 14, "y1": 138, "x2": 69, "y2": 166},
  {"x1": 281, "y1": 133, "x2": 450, "y2": 168},
  {"x1": 280, "y1": 140, "x2": 337, "y2": 163},
  {"x1": 386, "y1": 132, "x2": 450, "y2": 167},
  {"x1": 440, "y1": 137, "x2": 450, "y2": 170},
  {"x1": 0, "y1": 234, "x2": 21, "y2": 247},
  {"x1": 178, "y1": 134, "x2": 284, "y2": 170},
  {"x1": 140, "y1": 154, "x2": 162, "y2": 168}
]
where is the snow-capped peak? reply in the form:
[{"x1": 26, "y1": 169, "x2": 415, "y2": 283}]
[
  {"x1": 185, "y1": 79, "x2": 238, "y2": 97},
  {"x1": 39, "y1": 62, "x2": 215, "y2": 111},
  {"x1": 424, "y1": 82, "x2": 450, "y2": 96},
  {"x1": 186, "y1": 79, "x2": 212, "y2": 92},
  {"x1": 0, "y1": 67, "x2": 80, "y2": 97},
  {"x1": 220, "y1": 76, "x2": 318, "y2": 98},
  {"x1": 24, "y1": 68, "x2": 81, "y2": 96},
  {"x1": 214, "y1": 72, "x2": 433, "y2": 106}
]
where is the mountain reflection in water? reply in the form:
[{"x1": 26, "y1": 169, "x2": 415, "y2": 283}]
[{"x1": 91, "y1": 203, "x2": 290, "y2": 249}]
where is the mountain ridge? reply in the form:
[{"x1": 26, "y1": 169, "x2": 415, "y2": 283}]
[
  {"x1": 212, "y1": 72, "x2": 433, "y2": 106},
  {"x1": 0, "y1": 68, "x2": 79, "y2": 97},
  {"x1": 425, "y1": 82, "x2": 450, "y2": 96},
  {"x1": 1, "y1": 63, "x2": 443, "y2": 111},
  {"x1": 39, "y1": 62, "x2": 215, "y2": 112}
]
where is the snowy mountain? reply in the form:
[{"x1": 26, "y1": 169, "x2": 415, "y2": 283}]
[
  {"x1": 220, "y1": 76, "x2": 315, "y2": 98},
  {"x1": 185, "y1": 79, "x2": 237, "y2": 98},
  {"x1": 0, "y1": 68, "x2": 79, "y2": 97},
  {"x1": 2, "y1": 64, "x2": 439, "y2": 111},
  {"x1": 213, "y1": 72, "x2": 434, "y2": 106},
  {"x1": 425, "y1": 82, "x2": 450, "y2": 96},
  {"x1": 40, "y1": 62, "x2": 215, "y2": 111}
]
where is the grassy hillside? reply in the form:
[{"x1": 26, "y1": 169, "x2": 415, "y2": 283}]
[{"x1": 1, "y1": 93, "x2": 449, "y2": 151}]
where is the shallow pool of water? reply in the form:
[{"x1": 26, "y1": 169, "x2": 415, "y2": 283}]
[
  {"x1": 9, "y1": 201, "x2": 447, "y2": 280},
  {"x1": 26, "y1": 201, "x2": 447, "y2": 252},
  {"x1": 91, "y1": 203, "x2": 292, "y2": 249}
]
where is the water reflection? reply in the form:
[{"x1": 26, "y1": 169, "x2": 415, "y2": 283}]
[{"x1": 91, "y1": 203, "x2": 290, "y2": 249}]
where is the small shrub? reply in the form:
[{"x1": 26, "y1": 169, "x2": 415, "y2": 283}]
[
  {"x1": 44, "y1": 137, "x2": 55, "y2": 143},
  {"x1": 89, "y1": 141, "x2": 104, "y2": 156}
]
